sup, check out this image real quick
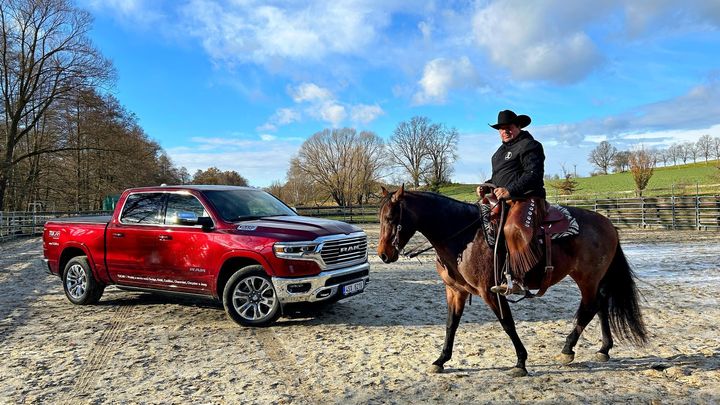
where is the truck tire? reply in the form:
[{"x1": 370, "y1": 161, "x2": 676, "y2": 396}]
[
  {"x1": 223, "y1": 265, "x2": 280, "y2": 327},
  {"x1": 62, "y1": 256, "x2": 104, "y2": 305}
]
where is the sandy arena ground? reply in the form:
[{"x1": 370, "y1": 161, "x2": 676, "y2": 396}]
[{"x1": 0, "y1": 227, "x2": 719, "y2": 404}]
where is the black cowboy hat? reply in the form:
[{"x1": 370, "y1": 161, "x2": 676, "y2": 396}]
[{"x1": 489, "y1": 109, "x2": 531, "y2": 129}]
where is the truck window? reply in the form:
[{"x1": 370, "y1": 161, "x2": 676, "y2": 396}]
[
  {"x1": 165, "y1": 193, "x2": 208, "y2": 224},
  {"x1": 120, "y1": 193, "x2": 165, "y2": 225}
]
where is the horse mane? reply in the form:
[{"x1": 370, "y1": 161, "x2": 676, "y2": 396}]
[{"x1": 399, "y1": 190, "x2": 479, "y2": 216}]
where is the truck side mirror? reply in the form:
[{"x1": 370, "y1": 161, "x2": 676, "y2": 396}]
[{"x1": 197, "y1": 216, "x2": 214, "y2": 230}]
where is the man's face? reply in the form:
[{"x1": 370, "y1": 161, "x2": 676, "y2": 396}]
[{"x1": 497, "y1": 124, "x2": 521, "y2": 143}]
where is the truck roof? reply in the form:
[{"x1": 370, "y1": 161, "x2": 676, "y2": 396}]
[{"x1": 126, "y1": 185, "x2": 259, "y2": 192}]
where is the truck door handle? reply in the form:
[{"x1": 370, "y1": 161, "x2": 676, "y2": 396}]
[
  {"x1": 112, "y1": 232, "x2": 124, "y2": 238},
  {"x1": 158, "y1": 235, "x2": 172, "y2": 241}
]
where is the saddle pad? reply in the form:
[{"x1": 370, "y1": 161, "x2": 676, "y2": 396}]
[
  {"x1": 479, "y1": 203, "x2": 579, "y2": 247},
  {"x1": 548, "y1": 205, "x2": 579, "y2": 239}
]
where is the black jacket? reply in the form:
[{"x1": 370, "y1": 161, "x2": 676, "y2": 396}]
[{"x1": 487, "y1": 131, "x2": 546, "y2": 198}]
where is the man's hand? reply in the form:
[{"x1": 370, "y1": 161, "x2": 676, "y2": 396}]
[{"x1": 493, "y1": 187, "x2": 510, "y2": 200}]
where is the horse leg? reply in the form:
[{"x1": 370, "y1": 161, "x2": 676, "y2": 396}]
[
  {"x1": 559, "y1": 295, "x2": 599, "y2": 364},
  {"x1": 429, "y1": 286, "x2": 468, "y2": 374},
  {"x1": 483, "y1": 294, "x2": 528, "y2": 377},
  {"x1": 595, "y1": 290, "x2": 613, "y2": 362}
]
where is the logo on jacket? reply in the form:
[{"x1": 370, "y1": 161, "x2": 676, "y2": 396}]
[{"x1": 504, "y1": 151, "x2": 513, "y2": 160}]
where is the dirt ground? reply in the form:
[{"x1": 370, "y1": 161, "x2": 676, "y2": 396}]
[{"x1": 0, "y1": 227, "x2": 719, "y2": 404}]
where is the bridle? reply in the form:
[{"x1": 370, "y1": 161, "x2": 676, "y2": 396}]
[{"x1": 390, "y1": 201, "x2": 404, "y2": 251}]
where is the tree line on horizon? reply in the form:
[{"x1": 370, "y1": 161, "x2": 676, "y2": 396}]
[{"x1": 0, "y1": 0, "x2": 459, "y2": 211}]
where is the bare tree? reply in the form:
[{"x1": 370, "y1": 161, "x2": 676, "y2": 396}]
[
  {"x1": 388, "y1": 116, "x2": 435, "y2": 188},
  {"x1": 667, "y1": 144, "x2": 683, "y2": 166},
  {"x1": 293, "y1": 128, "x2": 385, "y2": 206},
  {"x1": 588, "y1": 141, "x2": 617, "y2": 175},
  {"x1": 629, "y1": 147, "x2": 655, "y2": 197},
  {"x1": 684, "y1": 141, "x2": 699, "y2": 163},
  {"x1": 352, "y1": 130, "x2": 386, "y2": 203},
  {"x1": 0, "y1": 0, "x2": 113, "y2": 209},
  {"x1": 697, "y1": 134, "x2": 713, "y2": 163},
  {"x1": 611, "y1": 150, "x2": 631, "y2": 173},
  {"x1": 424, "y1": 125, "x2": 459, "y2": 191},
  {"x1": 713, "y1": 137, "x2": 720, "y2": 161}
]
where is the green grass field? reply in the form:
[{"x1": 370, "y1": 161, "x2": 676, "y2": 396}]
[{"x1": 439, "y1": 160, "x2": 720, "y2": 202}]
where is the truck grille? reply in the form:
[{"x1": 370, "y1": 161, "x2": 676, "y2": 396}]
[{"x1": 320, "y1": 235, "x2": 368, "y2": 268}]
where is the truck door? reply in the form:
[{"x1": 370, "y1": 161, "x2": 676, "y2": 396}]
[
  {"x1": 105, "y1": 192, "x2": 168, "y2": 289},
  {"x1": 155, "y1": 192, "x2": 215, "y2": 294}
]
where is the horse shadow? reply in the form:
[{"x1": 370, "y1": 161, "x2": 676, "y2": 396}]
[{"x1": 59, "y1": 264, "x2": 580, "y2": 328}]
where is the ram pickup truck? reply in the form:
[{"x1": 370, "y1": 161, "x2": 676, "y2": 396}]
[{"x1": 42, "y1": 185, "x2": 370, "y2": 326}]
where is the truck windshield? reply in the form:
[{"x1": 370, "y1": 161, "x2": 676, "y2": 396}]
[{"x1": 201, "y1": 189, "x2": 297, "y2": 222}]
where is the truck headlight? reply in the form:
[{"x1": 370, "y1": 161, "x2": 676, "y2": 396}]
[{"x1": 273, "y1": 242, "x2": 320, "y2": 260}]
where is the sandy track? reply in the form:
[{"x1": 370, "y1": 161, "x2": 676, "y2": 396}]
[{"x1": 0, "y1": 228, "x2": 718, "y2": 404}]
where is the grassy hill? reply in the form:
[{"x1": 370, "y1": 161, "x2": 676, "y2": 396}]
[{"x1": 440, "y1": 160, "x2": 720, "y2": 202}]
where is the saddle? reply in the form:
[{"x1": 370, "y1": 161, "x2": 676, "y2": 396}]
[{"x1": 478, "y1": 185, "x2": 572, "y2": 298}]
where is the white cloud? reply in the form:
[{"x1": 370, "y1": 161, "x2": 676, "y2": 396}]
[
  {"x1": 181, "y1": 0, "x2": 391, "y2": 64},
  {"x1": 351, "y1": 104, "x2": 384, "y2": 124},
  {"x1": 260, "y1": 134, "x2": 276, "y2": 141},
  {"x1": 418, "y1": 20, "x2": 432, "y2": 41},
  {"x1": 290, "y1": 83, "x2": 333, "y2": 103},
  {"x1": 316, "y1": 102, "x2": 347, "y2": 127},
  {"x1": 472, "y1": 1, "x2": 605, "y2": 84},
  {"x1": 413, "y1": 56, "x2": 478, "y2": 104},
  {"x1": 264, "y1": 83, "x2": 381, "y2": 128},
  {"x1": 80, "y1": 0, "x2": 165, "y2": 26}
]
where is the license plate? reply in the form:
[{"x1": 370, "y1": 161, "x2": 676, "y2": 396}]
[{"x1": 342, "y1": 280, "x2": 364, "y2": 296}]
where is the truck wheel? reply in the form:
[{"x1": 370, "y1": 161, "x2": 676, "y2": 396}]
[
  {"x1": 63, "y1": 256, "x2": 104, "y2": 305},
  {"x1": 223, "y1": 265, "x2": 280, "y2": 327}
]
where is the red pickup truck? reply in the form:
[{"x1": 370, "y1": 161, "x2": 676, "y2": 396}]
[{"x1": 42, "y1": 185, "x2": 370, "y2": 326}]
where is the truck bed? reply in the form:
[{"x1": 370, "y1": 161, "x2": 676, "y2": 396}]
[{"x1": 47, "y1": 215, "x2": 113, "y2": 224}]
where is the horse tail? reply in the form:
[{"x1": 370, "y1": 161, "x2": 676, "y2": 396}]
[{"x1": 601, "y1": 242, "x2": 648, "y2": 345}]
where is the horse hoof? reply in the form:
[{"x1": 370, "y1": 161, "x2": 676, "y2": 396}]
[
  {"x1": 556, "y1": 353, "x2": 575, "y2": 364},
  {"x1": 509, "y1": 367, "x2": 528, "y2": 377},
  {"x1": 595, "y1": 352, "x2": 610, "y2": 362},
  {"x1": 428, "y1": 364, "x2": 444, "y2": 374}
]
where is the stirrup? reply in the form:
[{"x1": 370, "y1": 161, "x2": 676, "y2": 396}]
[{"x1": 490, "y1": 282, "x2": 527, "y2": 296}]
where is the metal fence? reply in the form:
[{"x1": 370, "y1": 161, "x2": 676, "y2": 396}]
[
  {"x1": 551, "y1": 195, "x2": 720, "y2": 230},
  {"x1": 2, "y1": 195, "x2": 719, "y2": 243},
  {"x1": 0, "y1": 211, "x2": 111, "y2": 242}
]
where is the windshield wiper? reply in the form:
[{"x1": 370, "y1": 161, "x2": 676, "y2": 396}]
[{"x1": 234, "y1": 215, "x2": 266, "y2": 221}]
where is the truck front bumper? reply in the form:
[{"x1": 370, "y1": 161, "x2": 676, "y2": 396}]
[{"x1": 272, "y1": 262, "x2": 370, "y2": 304}]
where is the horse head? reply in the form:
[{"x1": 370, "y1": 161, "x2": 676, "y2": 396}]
[{"x1": 377, "y1": 184, "x2": 416, "y2": 263}]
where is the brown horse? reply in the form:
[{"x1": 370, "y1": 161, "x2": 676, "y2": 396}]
[{"x1": 377, "y1": 185, "x2": 647, "y2": 377}]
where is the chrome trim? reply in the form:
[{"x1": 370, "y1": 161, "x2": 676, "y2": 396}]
[
  {"x1": 273, "y1": 231, "x2": 368, "y2": 270},
  {"x1": 272, "y1": 262, "x2": 370, "y2": 304}
]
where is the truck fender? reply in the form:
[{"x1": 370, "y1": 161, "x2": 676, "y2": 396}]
[
  {"x1": 217, "y1": 250, "x2": 276, "y2": 276},
  {"x1": 59, "y1": 242, "x2": 106, "y2": 284}
]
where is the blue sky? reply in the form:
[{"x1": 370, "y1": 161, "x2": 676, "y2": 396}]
[{"x1": 80, "y1": 0, "x2": 720, "y2": 187}]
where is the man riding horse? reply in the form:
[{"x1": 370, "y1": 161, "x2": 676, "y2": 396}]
[{"x1": 480, "y1": 109, "x2": 547, "y2": 295}]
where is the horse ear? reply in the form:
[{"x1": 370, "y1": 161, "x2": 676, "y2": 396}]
[
  {"x1": 381, "y1": 186, "x2": 389, "y2": 197},
  {"x1": 391, "y1": 184, "x2": 405, "y2": 203}
]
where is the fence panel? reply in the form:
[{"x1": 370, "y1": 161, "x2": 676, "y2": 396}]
[
  {"x1": 2, "y1": 195, "x2": 719, "y2": 243},
  {"x1": 0, "y1": 211, "x2": 111, "y2": 242}
]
